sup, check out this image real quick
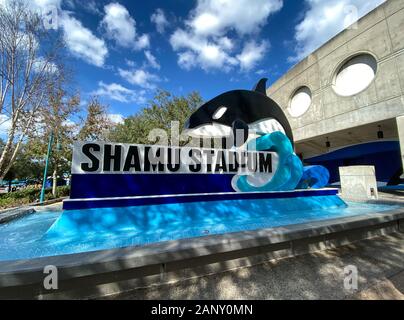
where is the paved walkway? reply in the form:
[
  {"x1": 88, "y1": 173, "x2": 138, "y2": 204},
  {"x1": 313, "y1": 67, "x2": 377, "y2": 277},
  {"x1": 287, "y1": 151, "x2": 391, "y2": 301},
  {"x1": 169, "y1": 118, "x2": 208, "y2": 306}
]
[{"x1": 107, "y1": 232, "x2": 404, "y2": 300}]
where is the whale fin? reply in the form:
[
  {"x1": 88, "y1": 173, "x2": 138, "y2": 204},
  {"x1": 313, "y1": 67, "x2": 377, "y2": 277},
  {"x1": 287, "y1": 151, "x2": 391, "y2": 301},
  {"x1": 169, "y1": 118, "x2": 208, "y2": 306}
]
[{"x1": 253, "y1": 78, "x2": 268, "y2": 96}]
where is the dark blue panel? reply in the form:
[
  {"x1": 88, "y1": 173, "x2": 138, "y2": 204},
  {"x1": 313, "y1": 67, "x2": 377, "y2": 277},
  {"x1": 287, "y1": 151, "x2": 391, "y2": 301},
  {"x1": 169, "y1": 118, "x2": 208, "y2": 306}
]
[
  {"x1": 306, "y1": 140, "x2": 400, "y2": 162},
  {"x1": 305, "y1": 141, "x2": 401, "y2": 184},
  {"x1": 70, "y1": 174, "x2": 235, "y2": 199},
  {"x1": 63, "y1": 189, "x2": 339, "y2": 210}
]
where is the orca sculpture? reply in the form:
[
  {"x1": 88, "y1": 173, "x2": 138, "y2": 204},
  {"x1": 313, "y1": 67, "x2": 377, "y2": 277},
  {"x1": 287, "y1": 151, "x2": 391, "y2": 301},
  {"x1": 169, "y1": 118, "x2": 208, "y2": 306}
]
[{"x1": 185, "y1": 78, "x2": 294, "y2": 148}]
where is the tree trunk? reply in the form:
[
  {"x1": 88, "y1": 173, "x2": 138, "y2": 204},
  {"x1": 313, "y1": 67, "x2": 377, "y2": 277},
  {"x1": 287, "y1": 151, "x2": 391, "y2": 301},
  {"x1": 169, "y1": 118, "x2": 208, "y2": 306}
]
[
  {"x1": 0, "y1": 122, "x2": 16, "y2": 178},
  {"x1": 0, "y1": 94, "x2": 42, "y2": 180}
]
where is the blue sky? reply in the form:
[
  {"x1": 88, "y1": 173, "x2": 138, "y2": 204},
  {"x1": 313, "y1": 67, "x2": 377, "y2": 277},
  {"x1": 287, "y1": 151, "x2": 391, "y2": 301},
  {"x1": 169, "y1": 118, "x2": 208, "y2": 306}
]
[{"x1": 14, "y1": 0, "x2": 387, "y2": 123}]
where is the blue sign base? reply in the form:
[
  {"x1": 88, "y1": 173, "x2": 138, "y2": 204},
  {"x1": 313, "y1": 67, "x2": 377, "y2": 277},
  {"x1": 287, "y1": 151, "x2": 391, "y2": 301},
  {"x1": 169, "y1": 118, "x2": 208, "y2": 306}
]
[
  {"x1": 69, "y1": 173, "x2": 235, "y2": 199},
  {"x1": 63, "y1": 188, "x2": 339, "y2": 210}
]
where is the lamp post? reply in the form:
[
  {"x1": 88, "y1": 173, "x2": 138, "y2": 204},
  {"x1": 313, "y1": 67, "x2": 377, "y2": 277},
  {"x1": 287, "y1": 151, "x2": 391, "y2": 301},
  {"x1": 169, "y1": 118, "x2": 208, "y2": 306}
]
[
  {"x1": 52, "y1": 137, "x2": 62, "y2": 197},
  {"x1": 40, "y1": 132, "x2": 54, "y2": 204}
]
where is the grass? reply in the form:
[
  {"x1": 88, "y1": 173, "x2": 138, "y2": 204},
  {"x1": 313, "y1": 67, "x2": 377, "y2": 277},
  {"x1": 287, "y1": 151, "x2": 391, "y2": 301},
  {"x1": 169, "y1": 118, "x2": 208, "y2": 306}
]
[{"x1": 0, "y1": 186, "x2": 70, "y2": 209}]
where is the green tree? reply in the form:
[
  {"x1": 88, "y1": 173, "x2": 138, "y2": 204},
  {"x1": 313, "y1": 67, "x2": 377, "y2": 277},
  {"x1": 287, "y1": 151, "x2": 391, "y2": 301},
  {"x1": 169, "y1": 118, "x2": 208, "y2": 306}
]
[
  {"x1": 8, "y1": 144, "x2": 43, "y2": 181},
  {"x1": 44, "y1": 85, "x2": 79, "y2": 195},
  {"x1": 0, "y1": 138, "x2": 42, "y2": 189},
  {"x1": 78, "y1": 97, "x2": 113, "y2": 141},
  {"x1": 109, "y1": 90, "x2": 203, "y2": 145},
  {"x1": 25, "y1": 84, "x2": 79, "y2": 195}
]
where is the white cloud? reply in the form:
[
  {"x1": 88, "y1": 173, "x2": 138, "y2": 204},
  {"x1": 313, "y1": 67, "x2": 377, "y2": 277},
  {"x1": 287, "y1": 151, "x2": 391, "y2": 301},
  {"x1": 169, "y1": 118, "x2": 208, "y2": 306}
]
[
  {"x1": 170, "y1": 29, "x2": 238, "y2": 71},
  {"x1": 38, "y1": 1, "x2": 108, "y2": 67},
  {"x1": 151, "y1": 8, "x2": 169, "y2": 34},
  {"x1": 0, "y1": 0, "x2": 62, "y2": 13},
  {"x1": 0, "y1": 114, "x2": 11, "y2": 136},
  {"x1": 93, "y1": 81, "x2": 146, "y2": 104},
  {"x1": 60, "y1": 13, "x2": 108, "y2": 67},
  {"x1": 118, "y1": 68, "x2": 160, "y2": 90},
  {"x1": 61, "y1": 118, "x2": 80, "y2": 136},
  {"x1": 78, "y1": 0, "x2": 102, "y2": 15},
  {"x1": 217, "y1": 36, "x2": 234, "y2": 51},
  {"x1": 144, "y1": 50, "x2": 160, "y2": 70},
  {"x1": 134, "y1": 34, "x2": 150, "y2": 50},
  {"x1": 125, "y1": 59, "x2": 135, "y2": 68},
  {"x1": 62, "y1": 119, "x2": 76, "y2": 127},
  {"x1": 64, "y1": 0, "x2": 75, "y2": 9},
  {"x1": 189, "y1": 0, "x2": 282, "y2": 36},
  {"x1": 169, "y1": 0, "x2": 281, "y2": 71},
  {"x1": 0, "y1": 0, "x2": 109, "y2": 67},
  {"x1": 125, "y1": 59, "x2": 136, "y2": 67},
  {"x1": 290, "y1": 0, "x2": 386, "y2": 62},
  {"x1": 177, "y1": 51, "x2": 197, "y2": 70},
  {"x1": 108, "y1": 113, "x2": 125, "y2": 124},
  {"x1": 102, "y1": 3, "x2": 135, "y2": 47},
  {"x1": 32, "y1": 56, "x2": 58, "y2": 73},
  {"x1": 101, "y1": 2, "x2": 149, "y2": 50},
  {"x1": 237, "y1": 40, "x2": 269, "y2": 71},
  {"x1": 30, "y1": 0, "x2": 62, "y2": 10}
]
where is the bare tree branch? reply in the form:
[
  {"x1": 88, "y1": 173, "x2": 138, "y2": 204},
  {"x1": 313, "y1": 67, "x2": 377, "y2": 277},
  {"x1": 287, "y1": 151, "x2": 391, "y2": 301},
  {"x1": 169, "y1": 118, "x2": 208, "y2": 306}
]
[{"x1": 0, "y1": 0, "x2": 65, "y2": 178}]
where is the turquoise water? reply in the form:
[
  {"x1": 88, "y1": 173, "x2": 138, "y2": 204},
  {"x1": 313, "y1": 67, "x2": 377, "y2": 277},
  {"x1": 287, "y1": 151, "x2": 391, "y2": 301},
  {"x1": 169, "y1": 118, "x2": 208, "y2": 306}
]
[{"x1": 0, "y1": 197, "x2": 401, "y2": 261}]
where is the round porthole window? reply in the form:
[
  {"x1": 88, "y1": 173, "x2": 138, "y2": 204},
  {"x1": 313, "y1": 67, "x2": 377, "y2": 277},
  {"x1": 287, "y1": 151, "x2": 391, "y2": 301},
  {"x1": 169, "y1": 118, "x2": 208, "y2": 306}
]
[
  {"x1": 333, "y1": 53, "x2": 377, "y2": 97},
  {"x1": 289, "y1": 86, "x2": 312, "y2": 117}
]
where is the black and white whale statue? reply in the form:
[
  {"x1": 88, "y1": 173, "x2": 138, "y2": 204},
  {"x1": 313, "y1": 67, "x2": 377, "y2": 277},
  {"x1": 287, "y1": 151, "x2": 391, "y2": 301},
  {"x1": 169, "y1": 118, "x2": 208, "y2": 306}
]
[{"x1": 184, "y1": 78, "x2": 294, "y2": 148}]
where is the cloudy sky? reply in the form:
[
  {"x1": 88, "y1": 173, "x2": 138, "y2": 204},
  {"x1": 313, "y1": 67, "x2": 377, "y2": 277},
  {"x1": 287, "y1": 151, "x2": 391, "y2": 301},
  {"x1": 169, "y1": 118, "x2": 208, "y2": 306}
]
[{"x1": 8, "y1": 0, "x2": 387, "y2": 123}]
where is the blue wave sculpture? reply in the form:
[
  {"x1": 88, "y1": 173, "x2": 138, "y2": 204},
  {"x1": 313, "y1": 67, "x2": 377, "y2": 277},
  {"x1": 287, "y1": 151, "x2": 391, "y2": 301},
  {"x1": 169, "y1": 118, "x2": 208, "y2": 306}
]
[
  {"x1": 234, "y1": 132, "x2": 331, "y2": 192},
  {"x1": 297, "y1": 165, "x2": 330, "y2": 189},
  {"x1": 235, "y1": 131, "x2": 304, "y2": 192}
]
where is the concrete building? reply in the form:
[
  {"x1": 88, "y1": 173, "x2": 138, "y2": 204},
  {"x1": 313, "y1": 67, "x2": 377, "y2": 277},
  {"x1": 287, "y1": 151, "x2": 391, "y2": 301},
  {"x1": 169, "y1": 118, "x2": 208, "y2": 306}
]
[{"x1": 267, "y1": 0, "x2": 404, "y2": 185}]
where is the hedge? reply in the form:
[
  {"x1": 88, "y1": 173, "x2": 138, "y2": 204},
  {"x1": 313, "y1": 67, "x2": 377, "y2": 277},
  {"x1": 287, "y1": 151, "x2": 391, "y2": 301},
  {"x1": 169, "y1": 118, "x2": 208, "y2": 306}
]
[{"x1": 0, "y1": 186, "x2": 70, "y2": 209}]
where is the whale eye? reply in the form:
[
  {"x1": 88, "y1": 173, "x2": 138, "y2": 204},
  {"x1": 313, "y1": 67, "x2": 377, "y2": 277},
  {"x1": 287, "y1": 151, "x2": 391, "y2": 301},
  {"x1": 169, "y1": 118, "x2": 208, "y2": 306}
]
[{"x1": 213, "y1": 106, "x2": 227, "y2": 120}]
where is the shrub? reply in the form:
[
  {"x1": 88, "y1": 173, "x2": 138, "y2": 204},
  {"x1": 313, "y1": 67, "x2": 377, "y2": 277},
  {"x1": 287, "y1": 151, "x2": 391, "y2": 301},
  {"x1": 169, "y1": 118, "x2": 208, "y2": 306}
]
[{"x1": 0, "y1": 186, "x2": 70, "y2": 209}]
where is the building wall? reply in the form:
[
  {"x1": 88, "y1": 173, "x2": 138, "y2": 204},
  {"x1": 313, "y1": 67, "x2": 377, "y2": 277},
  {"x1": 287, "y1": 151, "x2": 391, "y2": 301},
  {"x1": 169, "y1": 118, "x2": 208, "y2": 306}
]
[{"x1": 267, "y1": 0, "x2": 404, "y2": 143}]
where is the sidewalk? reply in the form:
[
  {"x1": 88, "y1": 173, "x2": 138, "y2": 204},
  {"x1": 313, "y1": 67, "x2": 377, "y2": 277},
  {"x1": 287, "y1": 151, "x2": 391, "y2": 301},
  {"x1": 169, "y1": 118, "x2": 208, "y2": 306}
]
[{"x1": 107, "y1": 232, "x2": 404, "y2": 300}]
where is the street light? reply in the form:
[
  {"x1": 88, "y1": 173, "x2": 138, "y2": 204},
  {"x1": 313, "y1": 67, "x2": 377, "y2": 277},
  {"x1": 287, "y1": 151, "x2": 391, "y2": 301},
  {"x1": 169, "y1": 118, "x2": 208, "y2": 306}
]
[
  {"x1": 39, "y1": 132, "x2": 54, "y2": 204},
  {"x1": 377, "y1": 125, "x2": 384, "y2": 139},
  {"x1": 325, "y1": 137, "x2": 331, "y2": 149}
]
